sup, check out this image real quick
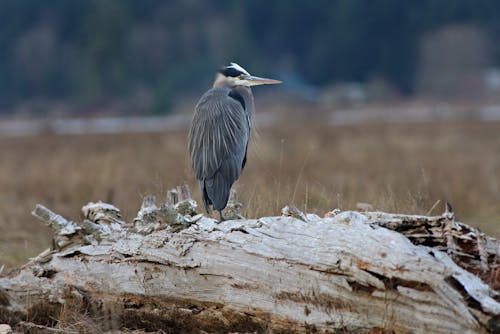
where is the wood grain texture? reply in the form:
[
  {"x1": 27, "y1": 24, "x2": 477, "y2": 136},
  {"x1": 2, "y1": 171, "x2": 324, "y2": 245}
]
[{"x1": 0, "y1": 197, "x2": 498, "y2": 333}]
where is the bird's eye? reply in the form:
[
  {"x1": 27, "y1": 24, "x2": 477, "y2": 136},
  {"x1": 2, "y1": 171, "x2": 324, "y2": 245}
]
[{"x1": 238, "y1": 74, "x2": 245, "y2": 79}]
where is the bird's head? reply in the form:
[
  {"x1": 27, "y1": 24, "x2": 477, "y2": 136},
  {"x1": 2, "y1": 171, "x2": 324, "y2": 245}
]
[{"x1": 214, "y1": 62, "x2": 282, "y2": 88}]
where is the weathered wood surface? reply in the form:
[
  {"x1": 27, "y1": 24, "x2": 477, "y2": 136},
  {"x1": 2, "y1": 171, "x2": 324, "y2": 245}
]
[{"x1": 0, "y1": 190, "x2": 499, "y2": 333}]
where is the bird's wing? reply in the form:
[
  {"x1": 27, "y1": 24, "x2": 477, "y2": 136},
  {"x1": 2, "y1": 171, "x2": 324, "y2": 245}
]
[{"x1": 188, "y1": 87, "x2": 250, "y2": 183}]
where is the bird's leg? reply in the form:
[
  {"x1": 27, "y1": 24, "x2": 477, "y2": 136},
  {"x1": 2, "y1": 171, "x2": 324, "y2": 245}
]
[{"x1": 218, "y1": 210, "x2": 226, "y2": 222}]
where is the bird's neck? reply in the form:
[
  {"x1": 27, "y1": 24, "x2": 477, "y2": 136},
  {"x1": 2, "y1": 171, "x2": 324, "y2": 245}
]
[
  {"x1": 233, "y1": 86, "x2": 255, "y2": 118},
  {"x1": 212, "y1": 74, "x2": 255, "y2": 117},
  {"x1": 213, "y1": 74, "x2": 228, "y2": 88}
]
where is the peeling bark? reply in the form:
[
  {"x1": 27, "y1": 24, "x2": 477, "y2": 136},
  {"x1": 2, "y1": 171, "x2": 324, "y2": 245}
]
[{"x1": 0, "y1": 190, "x2": 498, "y2": 333}]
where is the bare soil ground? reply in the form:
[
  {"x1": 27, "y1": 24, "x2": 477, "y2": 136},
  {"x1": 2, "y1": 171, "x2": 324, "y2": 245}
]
[{"x1": 0, "y1": 121, "x2": 499, "y2": 269}]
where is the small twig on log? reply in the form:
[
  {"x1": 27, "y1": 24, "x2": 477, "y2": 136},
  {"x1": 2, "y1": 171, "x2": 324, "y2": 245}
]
[
  {"x1": 324, "y1": 208, "x2": 341, "y2": 217},
  {"x1": 167, "y1": 188, "x2": 179, "y2": 205},
  {"x1": 134, "y1": 195, "x2": 159, "y2": 234},
  {"x1": 444, "y1": 202, "x2": 455, "y2": 220},
  {"x1": 82, "y1": 201, "x2": 123, "y2": 225},
  {"x1": 140, "y1": 195, "x2": 157, "y2": 210},
  {"x1": 356, "y1": 202, "x2": 374, "y2": 212},
  {"x1": 442, "y1": 202, "x2": 459, "y2": 257},
  {"x1": 477, "y1": 231, "x2": 490, "y2": 273},
  {"x1": 32, "y1": 204, "x2": 80, "y2": 236},
  {"x1": 24, "y1": 247, "x2": 53, "y2": 267},
  {"x1": 17, "y1": 321, "x2": 78, "y2": 334},
  {"x1": 32, "y1": 205, "x2": 82, "y2": 250},
  {"x1": 281, "y1": 204, "x2": 307, "y2": 222},
  {"x1": 426, "y1": 199, "x2": 441, "y2": 216},
  {"x1": 81, "y1": 202, "x2": 124, "y2": 240},
  {"x1": 224, "y1": 189, "x2": 245, "y2": 220},
  {"x1": 178, "y1": 184, "x2": 191, "y2": 201},
  {"x1": 174, "y1": 186, "x2": 197, "y2": 216},
  {"x1": 132, "y1": 186, "x2": 201, "y2": 233}
]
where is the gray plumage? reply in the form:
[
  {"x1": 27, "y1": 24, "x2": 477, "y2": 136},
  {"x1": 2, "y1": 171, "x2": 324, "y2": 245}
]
[
  {"x1": 188, "y1": 86, "x2": 252, "y2": 212},
  {"x1": 188, "y1": 63, "x2": 281, "y2": 220}
]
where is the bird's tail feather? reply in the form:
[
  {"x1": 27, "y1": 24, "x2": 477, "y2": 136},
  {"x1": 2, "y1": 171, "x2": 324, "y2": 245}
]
[
  {"x1": 201, "y1": 180, "x2": 212, "y2": 214},
  {"x1": 204, "y1": 173, "x2": 231, "y2": 212}
]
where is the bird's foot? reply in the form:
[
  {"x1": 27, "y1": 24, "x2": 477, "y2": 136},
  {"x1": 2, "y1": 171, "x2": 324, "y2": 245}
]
[{"x1": 218, "y1": 211, "x2": 226, "y2": 223}]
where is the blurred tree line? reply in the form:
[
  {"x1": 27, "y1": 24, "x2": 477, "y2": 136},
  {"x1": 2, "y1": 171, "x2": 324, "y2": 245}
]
[{"x1": 0, "y1": 0, "x2": 499, "y2": 114}]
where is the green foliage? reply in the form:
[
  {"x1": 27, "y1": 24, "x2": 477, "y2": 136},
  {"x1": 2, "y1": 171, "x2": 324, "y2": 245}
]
[{"x1": 0, "y1": 0, "x2": 499, "y2": 113}]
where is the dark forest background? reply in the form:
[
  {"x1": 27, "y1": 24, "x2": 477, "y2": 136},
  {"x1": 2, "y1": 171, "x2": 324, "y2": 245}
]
[{"x1": 1, "y1": 0, "x2": 500, "y2": 115}]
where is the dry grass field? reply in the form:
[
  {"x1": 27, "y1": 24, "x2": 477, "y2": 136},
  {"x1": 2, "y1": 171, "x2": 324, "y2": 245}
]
[{"x1": 0, "y1": 120, "x2": 499, "y2": 269}]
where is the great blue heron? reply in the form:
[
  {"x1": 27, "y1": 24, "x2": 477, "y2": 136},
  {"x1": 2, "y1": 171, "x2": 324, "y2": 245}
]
[{"x1": 188, "y1": 63, "x2": 281, "y2": 221}]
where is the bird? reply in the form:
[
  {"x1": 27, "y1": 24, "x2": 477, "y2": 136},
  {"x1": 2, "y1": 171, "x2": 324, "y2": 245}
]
[{"x1": 188, "y1": 62, "x2": 281, "y2": 221}]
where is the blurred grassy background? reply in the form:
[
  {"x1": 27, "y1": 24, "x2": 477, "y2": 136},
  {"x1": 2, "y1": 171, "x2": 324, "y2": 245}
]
[{"x1": 1, "y1": 120, "x2": 499, "y2": 268}]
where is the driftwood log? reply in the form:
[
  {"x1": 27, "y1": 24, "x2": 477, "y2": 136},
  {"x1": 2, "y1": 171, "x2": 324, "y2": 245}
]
[{"x1": 0, "y1": 186, "x2": 499, "y2": 333}]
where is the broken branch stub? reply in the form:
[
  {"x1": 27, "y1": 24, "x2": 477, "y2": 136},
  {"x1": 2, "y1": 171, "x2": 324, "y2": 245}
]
[
  {"x1": 359, "y1": 203, "x2": 499, "y2": 286},
  {"x1": 224, "y1": 189, "x2": 245, "y2": 220},
  {"x1": 2, "y1": 185, "x2": 498, "y2": 333},
  {"x1": 166, "y1": 188, "x2": 179, "y2": 205},
  {"x1": 133, "y1": 191, "x2": 201, "y2": 234},
  {"x1": 32, "y1": 204, "x2": 80, "y2": 236}
]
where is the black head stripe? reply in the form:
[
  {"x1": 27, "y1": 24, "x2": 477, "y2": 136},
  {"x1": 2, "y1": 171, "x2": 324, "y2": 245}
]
[
  {"x1": 228, "y1": 90, "x2": 246, "y2": 110},
  {"x1": 219, "y1": 66, "x2": 245, "y2": 78}
]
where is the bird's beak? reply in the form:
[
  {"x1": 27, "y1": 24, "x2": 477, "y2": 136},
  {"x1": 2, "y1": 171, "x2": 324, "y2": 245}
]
[{"x1": 242, "y1": 75, "x2": 282, "y2": 86}]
